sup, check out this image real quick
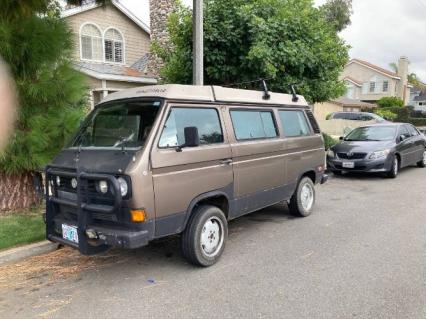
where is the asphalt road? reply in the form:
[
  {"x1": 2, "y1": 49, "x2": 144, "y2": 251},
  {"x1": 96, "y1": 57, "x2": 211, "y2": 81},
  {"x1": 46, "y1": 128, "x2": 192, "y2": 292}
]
[{"x1": 1, "y1": 167, "x2": 425, "y2": 319}]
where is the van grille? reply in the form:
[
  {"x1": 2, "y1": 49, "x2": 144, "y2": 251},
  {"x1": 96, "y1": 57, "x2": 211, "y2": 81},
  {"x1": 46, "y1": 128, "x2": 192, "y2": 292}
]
[{"x1": 306, "y1": 110, "x2": 321, "y2": 134}]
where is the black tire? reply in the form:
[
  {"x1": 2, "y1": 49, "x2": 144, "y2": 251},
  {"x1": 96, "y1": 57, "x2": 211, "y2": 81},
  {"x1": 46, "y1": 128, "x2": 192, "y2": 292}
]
[
  {"x1": 289, "y1": 177, "x2": 316, "y2": 217},
  {"x1": 386, "y1": 155, "x2": 399, "y2": 178},
  {"x1": 417, "y1": 150, "x2": 426, "y2": 168},
  {"x1": 181, "y1": 205, "x2": 228, "y2": 267}
]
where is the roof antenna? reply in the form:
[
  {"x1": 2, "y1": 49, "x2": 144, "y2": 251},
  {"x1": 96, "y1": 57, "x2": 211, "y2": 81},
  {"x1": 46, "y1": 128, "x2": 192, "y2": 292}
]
[
  {"x1": 290, "y1": 84, "x2": 299, "y2": 102},
  {"x1": 261, "y1": 79, "x2": 271, "y2": 100}
]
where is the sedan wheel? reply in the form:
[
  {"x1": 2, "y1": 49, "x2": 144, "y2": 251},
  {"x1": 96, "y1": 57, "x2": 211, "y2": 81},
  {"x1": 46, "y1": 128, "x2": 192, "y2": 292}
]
[{"x1": 387, "y1": 156, "x2": 398, "y2": 178}]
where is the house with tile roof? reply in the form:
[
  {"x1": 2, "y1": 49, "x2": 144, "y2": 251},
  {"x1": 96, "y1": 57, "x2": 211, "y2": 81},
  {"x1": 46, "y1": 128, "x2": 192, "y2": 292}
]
[
  {"x1": 62, "y1": 0, "x2": 174, "y2": 108},
  {"x1": 341, "y1": 57, "x2": 411, "y2": 105}
]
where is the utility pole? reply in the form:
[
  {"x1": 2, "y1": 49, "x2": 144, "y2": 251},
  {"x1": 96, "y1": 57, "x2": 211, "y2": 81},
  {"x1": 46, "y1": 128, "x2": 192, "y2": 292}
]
[{"x1": 193, "y1": 0, "x2": 204, "y2": 85}]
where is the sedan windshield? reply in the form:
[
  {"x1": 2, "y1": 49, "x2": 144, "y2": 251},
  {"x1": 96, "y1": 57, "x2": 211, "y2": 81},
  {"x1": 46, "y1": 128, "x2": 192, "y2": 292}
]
[
  {"x1": 71, "y1": 100, "x2": 161, "y2": 149},
  {"x1": 345, "y1": 126, "x2": 397, "y2": 141}
]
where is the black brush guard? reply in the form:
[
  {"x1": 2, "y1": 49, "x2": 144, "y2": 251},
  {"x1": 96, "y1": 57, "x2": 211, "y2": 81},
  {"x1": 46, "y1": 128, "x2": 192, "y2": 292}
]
[{"x1": 45, "y1": 165, "x2": 122, "y2": 255}]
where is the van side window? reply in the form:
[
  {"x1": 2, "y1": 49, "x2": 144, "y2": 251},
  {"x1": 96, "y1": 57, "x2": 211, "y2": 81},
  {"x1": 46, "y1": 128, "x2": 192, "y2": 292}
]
[
  {"x1": 279, "y1": 110, "x2": 311, "y2": 137},
  {"x1": 230, "y1": 110, "x2": 278, "y2": 140},
  {"x1": 159, "y1": 107, "x2": 223, "y2": 147}
]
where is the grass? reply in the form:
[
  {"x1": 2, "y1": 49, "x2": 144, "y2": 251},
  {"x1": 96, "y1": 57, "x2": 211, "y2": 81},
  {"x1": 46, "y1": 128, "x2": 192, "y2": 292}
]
[{"x1": 0, "y1": 207, "x2": 45, "y2": 251}]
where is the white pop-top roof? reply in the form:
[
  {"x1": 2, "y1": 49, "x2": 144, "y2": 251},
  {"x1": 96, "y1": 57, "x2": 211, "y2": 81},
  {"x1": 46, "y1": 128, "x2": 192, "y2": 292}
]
[{"x1": 101, "y1": 85, "x2": 309, "y2": 107}]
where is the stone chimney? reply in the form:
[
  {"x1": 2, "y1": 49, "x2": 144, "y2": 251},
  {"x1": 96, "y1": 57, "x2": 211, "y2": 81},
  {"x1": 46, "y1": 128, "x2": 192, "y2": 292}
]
[
  {"x1": 147, "y1": 0, "x2": 177, "y2": 78},
  {"x1": 397, "y1": 56, "x2": 409, "y2": 104}
]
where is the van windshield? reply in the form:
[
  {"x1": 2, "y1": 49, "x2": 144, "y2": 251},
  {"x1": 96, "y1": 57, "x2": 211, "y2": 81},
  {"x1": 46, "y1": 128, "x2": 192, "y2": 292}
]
[{"x1": 72, "y1": 100, "x2": 161, "y2": 149}]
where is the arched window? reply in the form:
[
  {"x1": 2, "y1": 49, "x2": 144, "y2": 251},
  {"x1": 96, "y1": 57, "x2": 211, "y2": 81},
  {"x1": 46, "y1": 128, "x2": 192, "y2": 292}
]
[
  {"x1": 80, "y1": 23, "x2": 103, "y2": 61},
  {"x1": 104, "y1": 28, "x2": 124, "y2": 63}
]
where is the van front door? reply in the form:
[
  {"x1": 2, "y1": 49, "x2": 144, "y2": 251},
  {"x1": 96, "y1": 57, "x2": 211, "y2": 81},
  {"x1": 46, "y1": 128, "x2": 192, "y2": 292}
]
[{"x1": 150, "y1": 105, "x2": 233, "y2": 238}]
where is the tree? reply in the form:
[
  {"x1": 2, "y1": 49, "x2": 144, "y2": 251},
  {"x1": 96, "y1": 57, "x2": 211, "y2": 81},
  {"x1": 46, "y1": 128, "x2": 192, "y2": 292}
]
[
  {"x1": 320, "y1": 0, "x2": 353, "y2": 32},
  {"x1": 0, "y1": 0, "x2": 88, "y2": 210},
  {"x1": 389, "y1": 62, "x2": 425, "y2": 89},
  {"x1": 155, "y1": 0, "x2": 349, "y2": 103},
  {"x1": 377, "y1": 97, "x2": 404, "y2": 108}
]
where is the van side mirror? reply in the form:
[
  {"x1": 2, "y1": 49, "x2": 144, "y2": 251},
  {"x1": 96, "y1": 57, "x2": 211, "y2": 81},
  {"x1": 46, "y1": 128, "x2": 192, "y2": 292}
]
[{"x1": 183, "y1": 126, "x2": 200, "y2": 147}]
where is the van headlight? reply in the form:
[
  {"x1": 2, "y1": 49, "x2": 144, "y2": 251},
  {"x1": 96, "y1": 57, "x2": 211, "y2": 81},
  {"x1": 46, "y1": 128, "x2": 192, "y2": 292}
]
[
  {"x1": 327, "y1": 149, "x2": 335, "y2": 158},
  {"x1": 369, "y1": 149, "x2": 390, "y2": 160},
  {"x1": 117, "y1": 177, "x2": 128, "y2": 197}
]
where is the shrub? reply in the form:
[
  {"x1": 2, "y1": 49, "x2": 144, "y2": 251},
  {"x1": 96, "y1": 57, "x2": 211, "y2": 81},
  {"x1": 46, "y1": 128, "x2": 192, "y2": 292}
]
[
  {"x1": 408, "y1": 118, "x2": 426, "y2": 127},
  {"x1": 322, "y1": 133, "x2": 338, "y2": 150},
  {"x1": 377, "y1": 97, "x2": 404, "y2": 108},
  {"x1": 374, "y1": 109, "x2": 397, "y2": 121}
]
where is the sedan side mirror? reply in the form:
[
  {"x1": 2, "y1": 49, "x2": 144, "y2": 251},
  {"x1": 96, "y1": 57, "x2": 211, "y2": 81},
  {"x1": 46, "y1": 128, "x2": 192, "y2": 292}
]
[
  {"x1": 399, "y1": 134, "x2": 407, "y2": 142},
  {"x1": 339, "y1": 136, "x2": 344, "y2": 141}
]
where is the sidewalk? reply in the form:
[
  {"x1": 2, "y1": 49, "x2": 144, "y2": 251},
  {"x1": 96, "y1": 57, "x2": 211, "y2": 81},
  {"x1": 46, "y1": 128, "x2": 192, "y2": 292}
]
[{"x1": 0, "y1": 240, "x2": 59, "y2": 266}]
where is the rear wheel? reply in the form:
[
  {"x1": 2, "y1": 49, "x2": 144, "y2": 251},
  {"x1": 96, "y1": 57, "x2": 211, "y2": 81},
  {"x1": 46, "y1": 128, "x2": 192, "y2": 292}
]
[
  {"x1": 181, "y1": 205, "x2": 227, "y2": 267},
  {"x1": 289, "y1": 177, "x2": 315, "y2": 217},
  {"x1": 417, "y1": 150, "x2": 426, "y2": 168},
  {"x1": 386, "y1": 155, "x2": 399, "y2": 178}
]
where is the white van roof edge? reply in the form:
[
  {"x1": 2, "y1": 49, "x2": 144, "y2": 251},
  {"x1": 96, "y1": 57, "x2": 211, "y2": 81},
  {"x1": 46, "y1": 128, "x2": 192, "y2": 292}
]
[{"x1": 100, "y1": 84, "x2": 308, "y2": 106}]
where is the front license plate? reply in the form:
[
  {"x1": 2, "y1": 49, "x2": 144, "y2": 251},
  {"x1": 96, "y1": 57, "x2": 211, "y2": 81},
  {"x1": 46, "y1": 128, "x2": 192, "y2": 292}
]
[
  {"x1": 62, "y1": 224, "x2": 79, "y2": 244},
  {"x1": 342, "y1": 161, "x2": 355, "y2": 168}
]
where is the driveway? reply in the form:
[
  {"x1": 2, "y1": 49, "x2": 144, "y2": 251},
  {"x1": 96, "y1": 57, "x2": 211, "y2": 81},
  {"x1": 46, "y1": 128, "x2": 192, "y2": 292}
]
[{"x1": 0, "y1": 167, "x2": 425, "y2": 319}]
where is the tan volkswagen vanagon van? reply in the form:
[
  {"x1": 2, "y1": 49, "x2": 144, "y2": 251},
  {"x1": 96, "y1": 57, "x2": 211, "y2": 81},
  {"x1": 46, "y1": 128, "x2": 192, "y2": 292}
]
[{"x1": 45, "y1": 85, "x2": 327, "y2": 266}]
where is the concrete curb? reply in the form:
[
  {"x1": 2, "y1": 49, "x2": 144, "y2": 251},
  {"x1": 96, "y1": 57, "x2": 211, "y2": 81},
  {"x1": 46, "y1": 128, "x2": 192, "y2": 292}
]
[{"x1": 0, "y1": 240, "x2": 60, "y2": 266}]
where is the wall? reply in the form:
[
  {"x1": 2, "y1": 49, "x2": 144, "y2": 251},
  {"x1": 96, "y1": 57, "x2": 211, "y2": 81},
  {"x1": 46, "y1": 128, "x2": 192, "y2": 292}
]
[
  {"x1": 64, "y1": 5, "x2": 151, "y2": 66},
  {"x1": 313, "y1": 101, "x2": 343, "y2": 120},
  {"x1": 318, "y1": 119, "x2": 376, "y2": 137}
]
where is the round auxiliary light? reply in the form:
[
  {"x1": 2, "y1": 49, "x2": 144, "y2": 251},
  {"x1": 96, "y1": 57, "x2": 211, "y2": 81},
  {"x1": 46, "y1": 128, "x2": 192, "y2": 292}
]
[
  {"x1": 99, "y1": 180, "x2": 108, "y2": 194},
  {"x1": 56, "y1": 176, "x2": 61, "y2": 186},
  {"x1": 71, "y1": 178, "x2": 78, "y2": 189},
  {"x1": 117, "y1": 177, "x2": 128, "y2": 197}
]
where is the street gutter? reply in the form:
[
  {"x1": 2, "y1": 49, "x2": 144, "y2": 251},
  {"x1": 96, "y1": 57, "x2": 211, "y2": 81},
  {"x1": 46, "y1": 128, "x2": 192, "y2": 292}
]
[{"x1": 0, "y1": 240, "x2": 59, "y2": 266}]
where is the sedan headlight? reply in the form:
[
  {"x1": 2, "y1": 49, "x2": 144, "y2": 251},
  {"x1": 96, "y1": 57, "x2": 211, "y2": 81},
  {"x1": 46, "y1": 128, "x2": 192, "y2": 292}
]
[
  {"x1": 369, "y1": 149, "x2": 390, "y2": 160},
  {"x1": 327, "y1": 149, "x2": 335, "y2": 158},
  {"x1": 117, "y1": 177, "x2": 128, "y2": 197}
]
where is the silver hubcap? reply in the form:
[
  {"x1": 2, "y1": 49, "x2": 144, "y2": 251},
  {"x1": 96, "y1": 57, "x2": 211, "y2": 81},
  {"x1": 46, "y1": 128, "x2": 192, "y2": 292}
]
[
  {"x1": 200, "y1": 217, "x2": 224, "y2": 257},
  {"x1": 394, "y1": 158, "x2": 398, "y2": 175},
  {"x1": 301, "y1": 183, "x2": 314, "y2": 211},
  {"x1": 423, "y1": 151, "x2": 426, "y2": 165}
]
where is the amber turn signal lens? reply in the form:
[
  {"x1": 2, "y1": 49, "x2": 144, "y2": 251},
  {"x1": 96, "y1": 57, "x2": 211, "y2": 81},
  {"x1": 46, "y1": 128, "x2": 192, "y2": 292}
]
[{"x1": 130, "y1": 209, "x2": 146, "y2": 222}]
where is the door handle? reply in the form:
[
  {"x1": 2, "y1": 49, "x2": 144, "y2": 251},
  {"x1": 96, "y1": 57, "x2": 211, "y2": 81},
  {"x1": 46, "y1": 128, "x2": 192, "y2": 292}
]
[{"x1": 220, "y1": 159, "x2": 233, "y2": 165}]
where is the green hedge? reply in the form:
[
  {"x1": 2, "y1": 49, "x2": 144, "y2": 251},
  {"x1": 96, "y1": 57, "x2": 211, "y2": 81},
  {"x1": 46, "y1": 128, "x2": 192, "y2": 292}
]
[
  {"x1": 408, "y1": 118, "x2": 426, "y2": 126},
  {"x1": 322, "y1": 133, "x2": 338, "y2": 150}
]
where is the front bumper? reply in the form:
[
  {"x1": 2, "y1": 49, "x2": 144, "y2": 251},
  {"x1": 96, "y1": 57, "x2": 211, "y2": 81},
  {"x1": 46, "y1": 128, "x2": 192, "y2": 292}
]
[
  {"x1": 327, "y1": 156, "x2": 393, "y2": 173},
  {"x1": 45, "y1": 165, "x2": 152, "y2": 255},
  {"x1": 48, "y1": 218, "x2": 150, "y2": 249}
]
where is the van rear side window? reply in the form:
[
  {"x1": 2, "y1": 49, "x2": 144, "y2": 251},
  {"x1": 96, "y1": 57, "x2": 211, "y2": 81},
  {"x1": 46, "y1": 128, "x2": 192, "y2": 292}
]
[
  {"x1": 159, "y1": 107, "x2": 223, "y2": 147},
  {"x1": 230, "y1": 110, "x2": 277, "y2": 140},
  {"x1": 279, "y1": 110, "x2": 311, "y2": 137}
]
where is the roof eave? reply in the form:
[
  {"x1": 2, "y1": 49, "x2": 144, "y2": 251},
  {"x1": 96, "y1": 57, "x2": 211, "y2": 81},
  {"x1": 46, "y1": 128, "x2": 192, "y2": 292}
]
[
  {"x1": 77, "y1": 67, "x2": 157, "y2": 84},
  {"x1": 61, "y1": 0, "x2": 150, "y2": 34},
  {"x1": 347, "y1": 60, "x2": 401, "y2": 80}
]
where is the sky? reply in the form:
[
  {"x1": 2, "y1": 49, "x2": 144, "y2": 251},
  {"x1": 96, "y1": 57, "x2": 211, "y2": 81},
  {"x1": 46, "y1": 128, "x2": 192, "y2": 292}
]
[{"x1": 122, "y1": 0, "x2": 426, "y2": 81}]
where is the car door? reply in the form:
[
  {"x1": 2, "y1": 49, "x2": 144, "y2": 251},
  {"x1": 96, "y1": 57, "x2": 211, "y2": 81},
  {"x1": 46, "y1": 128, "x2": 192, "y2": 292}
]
[
  {"x1": 407, "y1": 124, "x2": 424, "y2": 162},
  {"x1": 226, "y1": 107, "x2": 285, "y2": 217},
  {"x1": 150, "y1": 104, "x2": 233, "y2": 237},
  {"x1": 396, "y1": 125, "x2": 414, "y2": 167}
]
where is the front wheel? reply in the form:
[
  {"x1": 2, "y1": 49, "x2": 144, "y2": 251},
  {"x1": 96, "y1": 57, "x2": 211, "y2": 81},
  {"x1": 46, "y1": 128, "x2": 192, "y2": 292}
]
[
  {"x1": 417, "y1": 150, "x2": 426, "y2": 168},
  {"x1": 289, "y1": 177, "x2": 316, "y2": 217},
  {"x1": 181, "y1": 205, "x2": 228, "y2": 267},
  {"x1": 386, "y1": 156, "x2": 399, "y2": 178}
]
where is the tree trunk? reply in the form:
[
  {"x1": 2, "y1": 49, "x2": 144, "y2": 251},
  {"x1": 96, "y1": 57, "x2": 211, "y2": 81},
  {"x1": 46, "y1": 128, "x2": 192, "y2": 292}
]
[{"x1": 0, "y1": 171, "x2": 41, "y2": 211}]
